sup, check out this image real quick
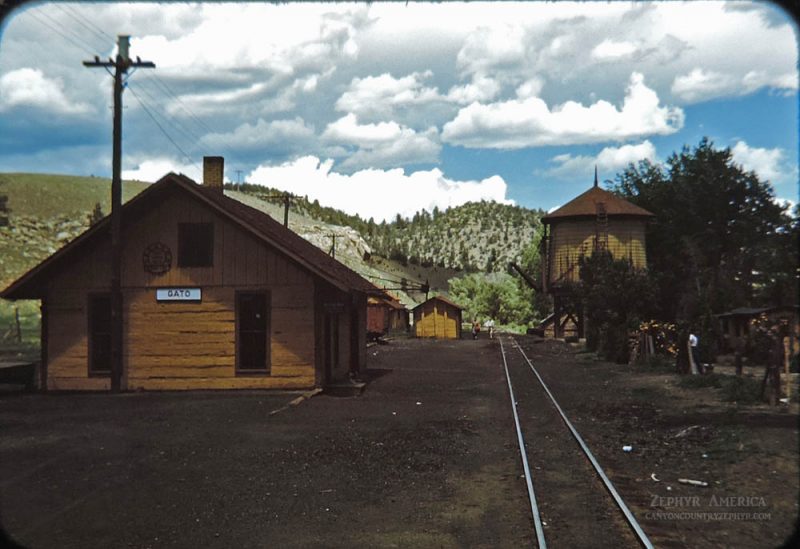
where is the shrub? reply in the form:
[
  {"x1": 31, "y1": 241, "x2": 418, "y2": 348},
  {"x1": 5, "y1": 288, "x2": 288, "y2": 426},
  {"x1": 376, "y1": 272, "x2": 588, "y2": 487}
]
[
  {"x1": 678, "y1": 373, "x2": 723, "y2": 389},
  {"x1": 642, "y1": 355, "x2": 674, "y2": 372},
  {"x1": 720, "y1": 376, "x2": 762, "y2": 404}
]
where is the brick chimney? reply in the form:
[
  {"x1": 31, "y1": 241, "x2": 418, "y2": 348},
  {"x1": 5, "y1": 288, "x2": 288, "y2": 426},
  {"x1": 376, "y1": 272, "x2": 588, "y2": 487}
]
[{"x1": 203, "y1": 156, "x2": 224, "y2": 192}]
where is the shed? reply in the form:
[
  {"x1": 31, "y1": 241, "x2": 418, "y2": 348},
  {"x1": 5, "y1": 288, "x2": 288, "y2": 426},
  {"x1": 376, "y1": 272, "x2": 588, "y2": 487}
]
[
  {"x1": 367, "y1": 292, "x2": 409, "y2": 337},
  {"x1": 1, "y1": 162, "x2": 378, "y2": 391},
  {"x1": 716, "y1": 305, "x2": 799, "y2": 354},
  {"x1": 412, "y1": 296, "x2": 462, "y2": 339},
  {"x1": 539, "y1": 173, "x2": 654, "y2": 338}
]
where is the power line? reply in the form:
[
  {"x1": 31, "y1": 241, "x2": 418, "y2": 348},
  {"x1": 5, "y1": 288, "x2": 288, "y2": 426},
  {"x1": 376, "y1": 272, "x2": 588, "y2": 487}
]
[
  {"x1": 53, "y1": 4, "x2": 112, "y2": 46},
  {"x1": 145, "y1": 73, "x2": 218, "y2": 135},
  {"x1": 130, "y1": 81, "x2": 207, "y2": 147},
  {"x1": 127, "y1": 85, "x2": 199, "y2": 170},
  {"x1": 139, "y1": 73, "x2": 244, "y2": 163},
  {"x1": 61, "y1": 4, "x2": 114, "y2": 40},
  {"x1": 26, "y1": 11, "x2": 98, "y2": 56}
]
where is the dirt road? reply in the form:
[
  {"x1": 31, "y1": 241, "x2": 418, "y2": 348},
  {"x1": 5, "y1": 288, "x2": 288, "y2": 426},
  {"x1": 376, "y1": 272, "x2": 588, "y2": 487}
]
[
  {"x1": 1, "y1": 335, "x2": 796, "y2": 548},
  {"x1": 0, "y1": 337, "x2": 531, "y2": 548}
]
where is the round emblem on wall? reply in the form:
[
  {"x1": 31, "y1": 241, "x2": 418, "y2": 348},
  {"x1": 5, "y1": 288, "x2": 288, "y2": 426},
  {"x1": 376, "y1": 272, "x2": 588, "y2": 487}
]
[{"x1": 143, "y1": 242, "x2": 172, "y2": 275}]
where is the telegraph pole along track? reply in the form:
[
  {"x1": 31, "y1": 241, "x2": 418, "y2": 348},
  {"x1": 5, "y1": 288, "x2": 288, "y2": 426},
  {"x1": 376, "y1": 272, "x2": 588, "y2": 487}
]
[{"x1": 500, "y1": 336, "x2": 651, "y2": 548}]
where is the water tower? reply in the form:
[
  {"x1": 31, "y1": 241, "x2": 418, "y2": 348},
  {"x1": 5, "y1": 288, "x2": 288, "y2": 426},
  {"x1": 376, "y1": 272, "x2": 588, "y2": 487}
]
[{"x1": 540, "y1": 172, "x2": 654, "y2": 338}]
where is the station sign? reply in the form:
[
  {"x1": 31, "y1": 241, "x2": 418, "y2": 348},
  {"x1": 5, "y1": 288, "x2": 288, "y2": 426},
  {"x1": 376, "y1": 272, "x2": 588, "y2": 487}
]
[{"x1": 156, "y1": 288, "x2": 201, "y2": 302}]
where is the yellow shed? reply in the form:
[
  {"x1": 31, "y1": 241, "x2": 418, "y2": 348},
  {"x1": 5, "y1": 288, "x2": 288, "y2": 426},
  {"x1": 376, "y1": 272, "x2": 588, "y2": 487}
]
[{"x1": 413, "y1": 296, "x2": 462, "y2": 339}]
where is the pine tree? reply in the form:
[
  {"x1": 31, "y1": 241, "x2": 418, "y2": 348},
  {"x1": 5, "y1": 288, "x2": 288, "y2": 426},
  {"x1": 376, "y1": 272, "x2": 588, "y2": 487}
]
[
  {"x1": 0, "y1": 176, "x2": 9, "y2": 227},
  {"x1": 88, "y1": 202, "x2": 104, "y2": 226}
]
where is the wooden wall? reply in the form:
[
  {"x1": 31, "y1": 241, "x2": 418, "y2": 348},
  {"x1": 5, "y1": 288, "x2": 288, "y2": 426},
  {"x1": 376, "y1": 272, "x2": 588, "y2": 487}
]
[
  {"x1": 414, "y1": 301, "x2": 461, "y2": 339},
  {"x1": 548, "y1": 218, "x2": 647, "y2": 285},
  {"x1": 367, "y1": 303, "x2": 388, "y2": 334},
  {"x1": 43, "y1": 188, "x2": 320, "y2": 391}
]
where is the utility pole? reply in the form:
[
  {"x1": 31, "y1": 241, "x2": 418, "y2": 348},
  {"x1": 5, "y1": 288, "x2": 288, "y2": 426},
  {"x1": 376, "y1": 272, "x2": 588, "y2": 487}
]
[
  {"x1": 84, "y1": 36, "x2": 154, "y2": 392},
  {"x1": 283, "y1": 192, "x2": 290, "y2": 227}
]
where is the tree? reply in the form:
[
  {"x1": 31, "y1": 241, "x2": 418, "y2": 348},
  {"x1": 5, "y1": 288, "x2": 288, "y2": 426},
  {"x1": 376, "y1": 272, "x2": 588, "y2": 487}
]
[
  {"x1": 449, "y1": 272, "x2": 534, "y2": 328},
  {"x1": 576, "y1": 250, "x2": 655, "y2": 363},
  {"x1": 0, "y1": 175, "x2": 9, "y2": 227},
  {"x1": 518, "y1": 230, "x2": 551, "y2": 320},
  {"x1": 613, "y1": 138, "x2": 795, "y2": 330},
  {"x1": 87, "y1": 202, "x2": 104, "y2": 226}
]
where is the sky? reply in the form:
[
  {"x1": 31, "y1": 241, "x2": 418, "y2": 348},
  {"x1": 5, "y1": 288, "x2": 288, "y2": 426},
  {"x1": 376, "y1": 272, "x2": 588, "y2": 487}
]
[{"x1": 0, "y1": 1, "x2": 797, "y2": 222}]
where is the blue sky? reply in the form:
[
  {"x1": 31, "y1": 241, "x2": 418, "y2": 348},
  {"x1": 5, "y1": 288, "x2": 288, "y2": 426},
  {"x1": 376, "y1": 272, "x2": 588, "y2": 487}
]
[{"x1": 0, "y1": 1, "x2": 796, "y2": 221}]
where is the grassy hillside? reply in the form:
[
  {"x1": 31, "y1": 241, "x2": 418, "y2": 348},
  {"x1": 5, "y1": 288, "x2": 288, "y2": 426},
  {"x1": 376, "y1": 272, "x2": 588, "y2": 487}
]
[
  {"x1": 0, "y1": 173, "x2": 148, "y2": 218},
  {"x1": 0, "y1": 173, "x2": 149, "y2": 289}
]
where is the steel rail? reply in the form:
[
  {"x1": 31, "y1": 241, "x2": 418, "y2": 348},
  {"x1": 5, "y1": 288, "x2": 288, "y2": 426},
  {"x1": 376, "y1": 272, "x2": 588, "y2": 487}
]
[
  {"x1": 499, "y1": 337, "x2": 547, "y2": 548},
  {"x1": 510, "y1": 338, "x2": 654, "y2": 549}
]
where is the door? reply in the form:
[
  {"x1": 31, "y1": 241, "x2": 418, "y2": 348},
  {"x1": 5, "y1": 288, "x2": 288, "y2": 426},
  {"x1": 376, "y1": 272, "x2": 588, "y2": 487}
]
[
  {"x1": 237, "y1": 292, "x2": 269, "y2": 373},
  {"x1": 323, "y1": 313, "x2": 339, "y2": 384}
]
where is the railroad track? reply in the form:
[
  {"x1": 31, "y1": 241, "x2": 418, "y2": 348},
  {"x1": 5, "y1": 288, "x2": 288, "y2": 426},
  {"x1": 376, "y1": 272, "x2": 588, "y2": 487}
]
[{"x1": 499, "y1": 336, "x2": 653, "y2": 548}]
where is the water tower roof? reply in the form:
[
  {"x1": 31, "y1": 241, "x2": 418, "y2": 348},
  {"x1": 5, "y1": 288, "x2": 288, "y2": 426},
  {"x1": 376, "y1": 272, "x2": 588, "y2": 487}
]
[{"x1": 542, "y1": 185, "x2": 654, "y2": 223}]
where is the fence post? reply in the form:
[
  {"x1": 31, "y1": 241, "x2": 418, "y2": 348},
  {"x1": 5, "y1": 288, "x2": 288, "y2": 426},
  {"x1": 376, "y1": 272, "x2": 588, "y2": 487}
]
[{"x1": 14, "y1": 307, "x2": 21, "y2": 343}]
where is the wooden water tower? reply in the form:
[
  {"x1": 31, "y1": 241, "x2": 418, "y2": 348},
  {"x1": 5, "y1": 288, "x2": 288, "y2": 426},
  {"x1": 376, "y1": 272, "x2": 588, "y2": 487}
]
[{"x1": 540, "y1": 170, "x2": 654, "y2": 338}]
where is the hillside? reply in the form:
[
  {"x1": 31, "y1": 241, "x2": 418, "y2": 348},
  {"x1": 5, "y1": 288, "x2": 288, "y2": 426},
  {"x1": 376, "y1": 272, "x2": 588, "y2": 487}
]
[
  {"x1": 370, "y1": 201, "x2": 543, "y2": 272},
  {"x1": 232, "y1": 183, "x2": 544, "y2": 273},
  {"x1": 0, "y1": 174, "x2": 149, "y2": 288}
]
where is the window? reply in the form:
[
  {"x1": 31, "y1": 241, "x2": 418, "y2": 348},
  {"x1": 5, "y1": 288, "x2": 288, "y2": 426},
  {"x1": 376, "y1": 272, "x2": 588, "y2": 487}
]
[
  {"x1": 178, "y1": 222, "x2": 214, "y2": 267},
  {"x1": 236, "y1": 292, "x2": 270, "y2": 374},
  {"x1": 88, "y1": 294, "x2": 111, "y2": 376}
]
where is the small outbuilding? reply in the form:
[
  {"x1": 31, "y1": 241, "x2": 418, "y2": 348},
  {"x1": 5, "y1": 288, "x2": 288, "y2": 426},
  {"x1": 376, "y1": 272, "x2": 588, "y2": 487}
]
[
  {"x1": 1, "y1": 161, "x2": 378, "y2": 391},
  {"x1": 412, "y1": 295, "x2": 462, "y2": 339},
  {"x1": 716, "y1": 305, "x2": 799, "y2": 355},
  {"x1": 367, "y1": 292, "x2": 409, "y2": 337}
]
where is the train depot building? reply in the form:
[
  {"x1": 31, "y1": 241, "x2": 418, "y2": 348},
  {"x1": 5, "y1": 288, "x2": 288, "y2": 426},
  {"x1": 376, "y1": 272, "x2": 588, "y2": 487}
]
[
  {"x1": 1, "y1": 163, "x2": 378, "y2": 391},
  {"x1": 412, "y1": 296, "x2": 463, "y2": 339}
]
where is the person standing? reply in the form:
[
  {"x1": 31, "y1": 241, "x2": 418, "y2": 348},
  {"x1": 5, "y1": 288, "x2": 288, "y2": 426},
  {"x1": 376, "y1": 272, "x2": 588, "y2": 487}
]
[
  {"x1": 485, "y1": 318, "x2": 495, "y2": 339},
  {"x1": 689, "y1": 331, "x2": 702, "y2": 374},
  {"x1": 472, "y1": 319, "x2": 481, "y2": 340},
  {"x1": 763, "y1": 325, "x2": 785, "y2": 406}
]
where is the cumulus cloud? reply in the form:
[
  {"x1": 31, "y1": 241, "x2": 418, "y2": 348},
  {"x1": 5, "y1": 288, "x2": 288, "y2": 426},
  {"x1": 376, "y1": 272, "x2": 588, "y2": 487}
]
[
  {"x1": 322, "y1": 114, "x2": 441, "y2": 170},
  {"x1": 547, "y1": 141, "x2": 657, "y2": 178},
  {"x1": 247, "y1": 156, "x2": 510, "y2": 221},
  {"x1": 442, "y1": 73, "x2": 684, "y2": 148},
  {"x1": 131, "y1": 5, "x2": 370, "y2": 72},
  {"x1": 671, "y1": 69, "x2": 736, "y2": 102},
  {"x1": 334, "y1": 71, "x2": 443, "y2": 119},
  {"x1": 515, "y1": 78, "x2": 544, "y2": 99},
  {"x1": 455, "y1": 24, "x2": 527, "y2": 77},
  {"x1": 447, "y1": 74, "x2": 502, "y2": 104},
  {"x1": 122, "y1": 158, "x2": 201, "y2": 182},
  {"x1": 668, "y1": 67, "x2": 795, "y2": 103},
  {"x1": 0, "y1": 68, "x2": 90, "y2": 114},
  {"x1": 730, "y1": 141, "x2": 785, "y2": 184},
  {"x1": 591, "y1": 39, "x2": 637, "y2": 60},
  {"x1": 202, "y1": 117, "x2": 316, "y2": 153}
]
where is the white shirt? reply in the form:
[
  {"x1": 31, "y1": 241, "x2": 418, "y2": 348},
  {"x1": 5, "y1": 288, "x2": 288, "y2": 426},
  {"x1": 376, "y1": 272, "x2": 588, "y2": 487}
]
[{"x1": 689, "y1": 334, "x2": 698, "y2": 347}]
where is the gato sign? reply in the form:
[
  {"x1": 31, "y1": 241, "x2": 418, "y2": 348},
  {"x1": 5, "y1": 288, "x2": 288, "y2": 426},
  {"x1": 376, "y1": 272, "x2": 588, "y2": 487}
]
[{"x1": 156, "y1": 288, "x2": 201, "y2": 302}]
